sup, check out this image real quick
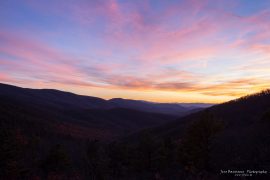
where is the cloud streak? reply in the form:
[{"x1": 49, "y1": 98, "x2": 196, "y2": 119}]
[{"x1": 1, "y1": 0, "x2": 270, "y2": 102}]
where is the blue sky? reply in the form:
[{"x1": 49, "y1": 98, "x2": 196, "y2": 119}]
[{"x1": 1, "y1": 0, "x2": 270, "y2": 103}]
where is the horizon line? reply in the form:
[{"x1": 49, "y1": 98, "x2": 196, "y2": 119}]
[{"x1": 1, "y1": 81, "x2": 264, "y2": 104}]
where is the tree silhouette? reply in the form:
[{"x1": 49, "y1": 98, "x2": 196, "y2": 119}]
[
  {"x1": 85, "y1": 140, "x2": 106, "y2": 180},
  {"x1": 41, "y1": 144, "x2": 71, "y2": 174},
  {"x1": 178, "y1": 111, "x2": 223, "y2": 173},
  {"x1": 136, "y1": 132, "x2": 156, "y2": 172},
  {"x1": 154, "y1": 137, "x2": 176, "y2": 172},
  {"x1": 261, "y1": 109, "x2": 270, "y2": 124},
  {"x1": 0, "y1": 127, "x2": 26, "y2": 179}
]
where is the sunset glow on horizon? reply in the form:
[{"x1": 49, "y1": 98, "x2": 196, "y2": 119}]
[{"x1": 1, "y1": 0, "x2": 270, "y2": 103}]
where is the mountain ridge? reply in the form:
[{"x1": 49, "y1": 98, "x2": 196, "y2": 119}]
[
  {"x1": 0, "y1": 83, "x2": 179, "y2": 140},
  {"x1": 128, "y1": 89, "x2": 270, "y2": 142},
  {"x1": 0, "y1": 83, "x2": 211, "y2": 115}
]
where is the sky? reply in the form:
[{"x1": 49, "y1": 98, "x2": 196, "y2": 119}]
[{"x1": 0, "y1": 0, "x2": 270, "y2": 103}]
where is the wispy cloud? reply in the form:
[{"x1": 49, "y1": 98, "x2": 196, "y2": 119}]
[{"x1": 1, "y1": 0, "x2": 270, "y2": 102}]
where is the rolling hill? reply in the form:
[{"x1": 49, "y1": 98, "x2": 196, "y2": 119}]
[
  {"x1": 0, "y1": 83, "x2": 181, "y2": 140},
  {"x1": 0, "y1": 83, "x2": 209, "y2": 115},
  {"x1": 1, "y1": 83, "x2": 270, "y2": 179},
  {"x1": 138, "y1": 89, "x2": 270, "y2": 140},
  {"x1": 126, "y1": 89, "x2": 270, "y2": 177}
]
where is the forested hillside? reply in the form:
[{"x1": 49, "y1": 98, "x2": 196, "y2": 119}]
[{"x1": 1, "y1": 84, "x2": 270, "y2": 179}]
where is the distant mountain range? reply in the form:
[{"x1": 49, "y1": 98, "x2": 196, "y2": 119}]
[
  {"x1": 0, "y1": 83, "x2": 213, "y2": 116},
  {"x1": 125, "y1": 89, "x2": 270, "y2": 174},
  {"x1": 0, "y1": 83, "x2": 211, "y2": 140},
  {"x1": 134, "y1": 89, "x2": 270, "y2": 140},
  {"x1": 1, "y1": 82, "x2": 270, "y2": 179},
  {"x1": 108, "y1": 98, "x2": 213, "y2": 116}
]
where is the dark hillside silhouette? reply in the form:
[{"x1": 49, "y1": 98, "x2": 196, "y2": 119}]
[
  {"x1": 126, "y1": 89, "x2": 270, "y2": 179},
  {"x1": 0, "y1": 83, "x2": 206, "y2": 116},
  {"x1": 1, "y1": 83, "x2": 270, "y2": 179}
]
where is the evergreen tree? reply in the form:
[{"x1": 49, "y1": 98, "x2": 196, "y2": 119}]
[
  {"x1": 0, "y1": 127, "x2": 26, "y2": 179},
  {"x1": 136, "y1": 132, "x2": 156, "y2": 172},
  {"x1": 154, "y1": 137, "x2": 176, "y2": 171},
  {"x1": 178, "y1": 111, "x2": 223, "y2": 173},
  {"x1": 41, "y1": 144, "x2": 71, "y2": 174},
  {"x1": 85, "y1": 140, "x2": 105, "y2": 180}
]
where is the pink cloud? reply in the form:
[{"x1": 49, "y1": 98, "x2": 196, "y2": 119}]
[
  {"x1": 2, "y1": 0, "x2": 270, "y2": 102},
  {"x1": 0, "y1": 31, "x2": 96, "y2": 87},
  {"x1": 0, "y1": 73, "x2": 15, "y2": 83}
]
